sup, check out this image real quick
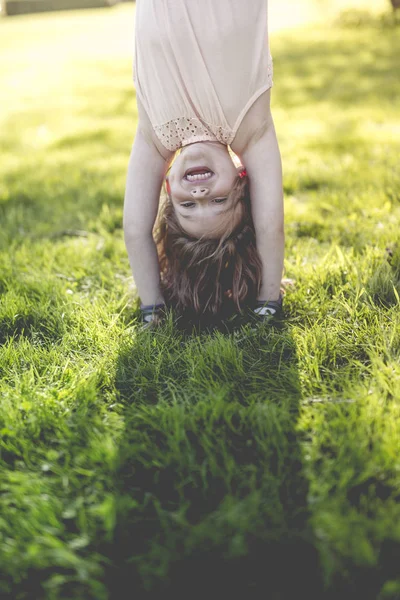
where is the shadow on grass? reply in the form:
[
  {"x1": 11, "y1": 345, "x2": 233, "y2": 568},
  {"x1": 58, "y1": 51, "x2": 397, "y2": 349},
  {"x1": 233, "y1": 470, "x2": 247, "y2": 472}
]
[
  {"x1": 0, "y1": 277, "x2": 70, "y2": 348},
  {"x1": 100, "y1": 319, "x2": 324, "y2": 599},
  {"x1": 0, "y1": 165, "x2": 125, "y2": 248}
]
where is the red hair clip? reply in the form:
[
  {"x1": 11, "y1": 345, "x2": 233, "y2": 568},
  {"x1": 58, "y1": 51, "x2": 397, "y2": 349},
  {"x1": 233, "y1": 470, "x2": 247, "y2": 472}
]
[{"x1": 238, "y1": 168, "x2": 247, "y2": 179}]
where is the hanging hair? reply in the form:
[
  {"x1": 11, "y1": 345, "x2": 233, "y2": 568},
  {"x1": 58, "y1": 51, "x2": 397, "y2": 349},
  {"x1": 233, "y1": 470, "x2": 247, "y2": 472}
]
[{"x1": 154, "y1": 173, "x2": 263, "y2": 325}]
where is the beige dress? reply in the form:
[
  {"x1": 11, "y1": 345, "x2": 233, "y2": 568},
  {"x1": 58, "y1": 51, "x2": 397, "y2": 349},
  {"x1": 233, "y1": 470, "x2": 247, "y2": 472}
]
[{"x1": 133, "y1": 0, "x2": 273, "y2": 153}]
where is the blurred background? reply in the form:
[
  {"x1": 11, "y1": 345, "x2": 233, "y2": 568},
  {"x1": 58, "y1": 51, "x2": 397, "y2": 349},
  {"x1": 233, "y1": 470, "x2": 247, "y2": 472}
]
[
  {"x1": 0, "y1": 0, "x2": 395, "y2": 18},
  {"x1": 0, "y1": 0, "x2": 398, "y2": 242},
  {"x1": 1, "y1": 0, "x2": 130, "y2": 16}
]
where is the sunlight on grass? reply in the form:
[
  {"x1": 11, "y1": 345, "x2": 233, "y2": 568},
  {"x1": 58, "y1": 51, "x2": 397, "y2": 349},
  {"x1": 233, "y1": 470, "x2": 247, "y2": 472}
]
[
  {"x1": 269, "y1": 0, "x2": 388, "y2": 31},
  {"x1": 1, "y1": 1, "x2": 400, "y2": 598}
]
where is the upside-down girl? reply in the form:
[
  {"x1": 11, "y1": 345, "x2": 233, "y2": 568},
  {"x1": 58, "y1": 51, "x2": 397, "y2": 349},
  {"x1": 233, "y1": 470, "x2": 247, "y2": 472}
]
[{"x1": 123, "y1": 0, "x2": 284, "y2": 327}]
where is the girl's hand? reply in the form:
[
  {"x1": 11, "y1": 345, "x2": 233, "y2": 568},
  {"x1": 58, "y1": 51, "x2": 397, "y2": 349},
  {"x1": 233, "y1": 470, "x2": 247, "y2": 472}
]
[
  {"x1": 252, "y1": 295, "x2": 283, "y2": 320},
  {"x1": 237, "y1": 95, "x2": 284, "y2": 305},
  {"x1": 140, "y1": 303, "x2": 167, "y2": 329},
  {"x1": 123, "y1": 119, "x2": 173, "y2": 309}
]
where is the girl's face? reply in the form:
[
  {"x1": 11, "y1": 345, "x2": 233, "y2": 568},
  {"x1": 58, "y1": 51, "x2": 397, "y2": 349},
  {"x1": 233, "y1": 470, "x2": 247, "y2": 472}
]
[{"x1": 166, "y1": 142, "x2": 243, "y2": 239}]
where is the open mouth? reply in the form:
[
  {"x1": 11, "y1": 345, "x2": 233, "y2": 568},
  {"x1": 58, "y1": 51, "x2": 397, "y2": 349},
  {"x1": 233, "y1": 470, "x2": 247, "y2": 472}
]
[{"x1": 184, "y1": 167, "x2": 214, "y2": 182}]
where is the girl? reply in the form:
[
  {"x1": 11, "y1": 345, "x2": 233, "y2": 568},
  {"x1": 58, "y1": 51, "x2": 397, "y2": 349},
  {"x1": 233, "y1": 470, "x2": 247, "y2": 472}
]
[{"x1": 123, "y1": 0, "x2": 284, "y2": 327}]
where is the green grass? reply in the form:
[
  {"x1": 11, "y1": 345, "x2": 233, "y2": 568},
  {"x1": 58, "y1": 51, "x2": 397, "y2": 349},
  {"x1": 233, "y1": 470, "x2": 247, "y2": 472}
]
[{"x1": 1, "y1": 3, "x2": 400, "y2": 598}]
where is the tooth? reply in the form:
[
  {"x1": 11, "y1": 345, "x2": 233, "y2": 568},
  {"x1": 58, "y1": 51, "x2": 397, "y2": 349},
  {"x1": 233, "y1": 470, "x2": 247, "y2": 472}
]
[{"x1": 186, "y1": 171, "x2": 212, "y2": 181}]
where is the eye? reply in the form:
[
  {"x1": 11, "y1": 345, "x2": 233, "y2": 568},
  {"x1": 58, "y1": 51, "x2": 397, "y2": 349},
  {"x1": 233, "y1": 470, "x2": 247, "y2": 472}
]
[{"x1": 180, "y1": 198, "x2": 227, "y2": 209}]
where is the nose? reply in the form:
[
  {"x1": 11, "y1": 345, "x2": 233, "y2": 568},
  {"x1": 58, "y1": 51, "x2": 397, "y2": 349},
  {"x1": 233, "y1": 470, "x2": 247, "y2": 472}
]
[{"x1": 190, "y1": 187, "x2": 209, "y2": 198}]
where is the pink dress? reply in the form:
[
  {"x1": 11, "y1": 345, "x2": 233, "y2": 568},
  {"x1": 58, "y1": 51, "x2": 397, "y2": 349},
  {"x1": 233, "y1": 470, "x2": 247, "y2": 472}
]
[{"x1": 133, "y1": 0, "x2": 273, "y2": 152}]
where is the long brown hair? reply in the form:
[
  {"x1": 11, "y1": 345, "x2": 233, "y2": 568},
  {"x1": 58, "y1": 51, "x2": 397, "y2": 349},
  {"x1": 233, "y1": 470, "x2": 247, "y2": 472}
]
[{"x1": 154, "y1": 174, "x2": 262, "y2": 324}]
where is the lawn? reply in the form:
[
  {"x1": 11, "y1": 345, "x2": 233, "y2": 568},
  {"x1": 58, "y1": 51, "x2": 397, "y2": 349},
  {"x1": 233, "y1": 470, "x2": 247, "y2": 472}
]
[{"x1": 1, "y1": 2, "x2": 400, "y2": 599}]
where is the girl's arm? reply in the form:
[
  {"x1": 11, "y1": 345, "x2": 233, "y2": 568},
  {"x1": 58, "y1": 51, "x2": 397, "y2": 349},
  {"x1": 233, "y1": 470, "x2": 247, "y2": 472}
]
[
  {"x1": 123, "y1": 123, "x2": 173, "y2": 307},
  {"x1": 240, "y1": 113, "x2": 284, "y2": 303}
]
